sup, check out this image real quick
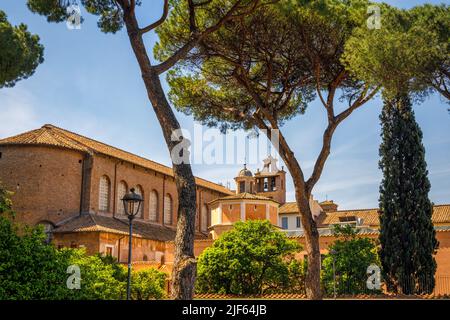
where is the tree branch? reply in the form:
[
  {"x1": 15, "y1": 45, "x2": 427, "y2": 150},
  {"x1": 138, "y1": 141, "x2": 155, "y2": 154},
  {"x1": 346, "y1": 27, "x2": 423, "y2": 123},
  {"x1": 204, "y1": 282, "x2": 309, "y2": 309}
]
[
  {"x1": 154, "y1": 0, "x2": 265, "y2": 75},
  {"x1": 139, "y1": 0, "x2": 169, "y2": 34}
]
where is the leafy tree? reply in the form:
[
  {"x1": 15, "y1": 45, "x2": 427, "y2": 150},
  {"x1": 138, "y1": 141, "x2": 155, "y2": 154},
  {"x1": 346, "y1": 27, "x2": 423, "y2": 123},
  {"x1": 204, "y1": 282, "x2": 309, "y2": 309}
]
[
  {"x1": 61, "y1": 249, "x2": 127, "y2": 299},
  {"x1": 342, "y1": 4, "x2": 449, "y2": 102},
  {"x1": 321, "y1": 225, "x2": 380, "y2": 295},
  {"x1": 26, "y1": 0, "x2": 274, "y2": 299},
  {"x1": 0, "y1": 182, "x2": 13, "y2": 215},
  {"x1": 196, "y1": 220, "x2": 301, "y2": 295},
  {"x1": 378, "y1": 94, "x2": 438, "y2": 294},
  {"x1": 0, "y1": 10, "x2": 44, "y2": 88},
  {"x1": 157, "y1": 0, "x2": 380, "y2": 299},
  {"x1": 0, "y1": 217, "x2": 70, "y2": 299},
  {"x1": 130, "y1": 268, "x2": 167, "y2": 300}
]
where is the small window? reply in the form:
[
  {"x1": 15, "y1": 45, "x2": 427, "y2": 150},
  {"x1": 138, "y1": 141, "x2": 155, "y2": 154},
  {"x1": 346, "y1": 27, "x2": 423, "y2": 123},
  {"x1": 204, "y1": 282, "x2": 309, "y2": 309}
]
[
  {"x1": 229, "y1": 205, "x2": 232, "y2": 211},
  {"x1": 281, "y1": 217, "x2": 288, "y2": 230},
  {"x1": 117, "y1": 181, "x2": 128, "y2": 215},
  {"x1": 99, "y1": 175, "x2": 111, "y2": 212},
  {"x1": 201, "y1": 204, "x2": 208, "y2": 232},
  {"x1": 239, "y1": 181, "x2": 245, "y2": 193},
  {"x1": 164, "y1": 194, "x2": 173, "y2": 225},
  {"x1": 134, "y1": 185, "x2": 144, "y2": 218},
  {"x1": 339, "y1": 216, "x2": 357, "y2": 222},
  {"x1": 37, "y1": 221, "x2": 54, "y2": 244},
  {"x1": 105, "y1": 245, "x2": 113, "y2": 256},
  {"x1": 0, "y1": 152, "x2": 2, "y2": 159},
  {"x1": 149, "y1": 190, "x2": 158, "y2": 222},
  {"x1": 70, "y1": 242, "x2": 78, "y2": 248},
  {"x1": 296, "y1": 216, "x2": 301, "y2": 228}
]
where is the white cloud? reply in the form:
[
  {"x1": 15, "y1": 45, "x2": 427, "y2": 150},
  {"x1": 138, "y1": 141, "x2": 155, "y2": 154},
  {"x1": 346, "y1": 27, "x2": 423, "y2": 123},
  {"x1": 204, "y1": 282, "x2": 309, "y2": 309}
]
[{"x1": 0, "y1": 88, "x2": 40, "y2": 138}]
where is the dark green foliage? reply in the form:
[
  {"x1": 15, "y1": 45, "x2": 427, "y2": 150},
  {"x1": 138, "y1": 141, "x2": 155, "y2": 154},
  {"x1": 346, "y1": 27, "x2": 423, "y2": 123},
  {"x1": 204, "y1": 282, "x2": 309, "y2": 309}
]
[
  {"x1": 0, "y1": 10, "x2": 44, "y2": 88},
  {"x1": 130, "y1": 268, "x2": 167, "y2": 300},
  {"x1": 321, "y1": 225, "x2": 380, "y2": 295},
  {"x1": 378, "y1": 94, "x2": 438, "y2": 294},
  {"x1": 0, "y1": 183, "x2": 13, "y2": 215},
  {"x1": 343, "y1": 4, "x2": 449, "y2": 101},
  {"x1": 0, "y1": 217, "x2": 71, "y2": 299},
  {"x1": 0, "y1": 188, "x2": 166, "y2": 300},
  {"x1": 196, "y1": 220, "x2": 302, "y2": 295}
]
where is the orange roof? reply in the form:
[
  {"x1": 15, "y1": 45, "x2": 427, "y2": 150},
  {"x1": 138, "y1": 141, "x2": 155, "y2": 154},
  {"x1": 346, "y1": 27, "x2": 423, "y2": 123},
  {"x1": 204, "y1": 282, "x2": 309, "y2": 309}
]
[
  {"x1": 321, "y1": 209, "x2": 380, "y2": 226},
  {"x1": 0, "y1": 124, "x2": 233, "y2": 195},
  {"x1": 209, "y1": 192, "x2": 279, "y2": 205},
  {"x1": 279, "y1": 203, "x2": 450, "y2": 226},
  {"x1": 279, "y1": 202, "x2": 299, "y2": 214},
  {"x1": 53, "y1": 213, "x2": 208, "y2": 241}
]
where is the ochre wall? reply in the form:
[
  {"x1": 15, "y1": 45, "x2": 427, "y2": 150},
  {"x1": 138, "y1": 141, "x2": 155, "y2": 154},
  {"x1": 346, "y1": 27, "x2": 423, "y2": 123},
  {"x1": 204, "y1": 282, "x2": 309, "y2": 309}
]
[
  {"x1": 0, "y1": 145, "x2": 84, "y2": 226},
  {"x1": 0, "y1": 145, "x2": 227, "y2": 231},
  {"x1": 222, "y1": 203, "x2": 241, "y2": 224},
  {"x1": 53, "y1": 232, "x2": 100, "y2": 255},
  {"x1": 245, "y1": 203, "x2": 266, "y2": 220}
]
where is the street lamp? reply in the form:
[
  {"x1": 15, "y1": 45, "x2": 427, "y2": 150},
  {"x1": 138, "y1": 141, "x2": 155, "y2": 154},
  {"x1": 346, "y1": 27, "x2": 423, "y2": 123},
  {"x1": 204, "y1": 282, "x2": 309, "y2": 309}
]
[{"x1": 122, "y1": 188, "x2": 143, "y2": 300}]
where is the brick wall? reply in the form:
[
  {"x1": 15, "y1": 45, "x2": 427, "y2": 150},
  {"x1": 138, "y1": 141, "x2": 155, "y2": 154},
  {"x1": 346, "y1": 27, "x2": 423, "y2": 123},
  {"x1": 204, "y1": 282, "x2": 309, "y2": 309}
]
[
  {"x1": 0, "y1": 145, "x2": 228, "y2": 231},
  {"x1": 0, "y1": 145, "x2": 84, "y2": 226}
]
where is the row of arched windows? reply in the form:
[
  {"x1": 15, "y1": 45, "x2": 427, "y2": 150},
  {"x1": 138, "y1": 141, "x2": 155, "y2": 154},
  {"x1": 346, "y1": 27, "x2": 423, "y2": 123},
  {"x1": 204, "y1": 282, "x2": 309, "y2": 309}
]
[{"x1": 98, "y1": 175, "x2": 209, "y2": 231}]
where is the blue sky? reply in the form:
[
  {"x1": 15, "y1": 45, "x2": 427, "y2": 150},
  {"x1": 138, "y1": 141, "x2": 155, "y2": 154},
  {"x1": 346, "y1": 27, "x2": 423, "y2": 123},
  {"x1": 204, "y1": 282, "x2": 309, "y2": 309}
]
[{"x1": 0, "y1": 0, "x2": 449, "y2": 209}]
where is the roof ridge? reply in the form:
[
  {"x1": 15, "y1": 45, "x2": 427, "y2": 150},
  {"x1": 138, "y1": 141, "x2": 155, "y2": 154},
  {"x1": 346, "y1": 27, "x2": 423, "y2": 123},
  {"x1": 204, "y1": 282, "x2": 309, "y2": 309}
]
[
  {"x1": 47, "y1": 124, "x2": 171, "y2": 169},
  {"x1": 47, "y1": 125, "x2": 231, "y2": 192},
  {"x1": 1, "y1": 124, "x2": 232, "y2": 194},
  {"x1": 0, "y1": 127, "x2": 42, "y2": 143},
  {"x1": 43, "y1": 125, "x2": 93, "y2": 152}
]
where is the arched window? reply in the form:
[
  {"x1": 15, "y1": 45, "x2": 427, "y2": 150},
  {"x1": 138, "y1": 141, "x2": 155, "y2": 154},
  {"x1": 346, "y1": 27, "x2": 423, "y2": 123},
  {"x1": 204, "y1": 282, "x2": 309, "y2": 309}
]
[
  {"x1": 195, "y1": 207, "x2": 200, "y2": 230},
  {"x1": 149, "y1": 190, "x2": 159, "y2": 222},
  {"x1": 201, "y1": 204, "x2": 208, "y2": 232},
  {"x1": 99, "y1": 175, "x2": 111, "y2": 212},
  {"x1": 164, "y1": 194, "x2": 173, "y2": 225},
  {"x1": 37, "y1": 221, "x2": 54, "y2": 244},
  {"x1": 117, "y1": 181, "x2": 128, "y2": 215},
  {"x1": 134, "y1": 185, "x2": 144, "y2": 218}
]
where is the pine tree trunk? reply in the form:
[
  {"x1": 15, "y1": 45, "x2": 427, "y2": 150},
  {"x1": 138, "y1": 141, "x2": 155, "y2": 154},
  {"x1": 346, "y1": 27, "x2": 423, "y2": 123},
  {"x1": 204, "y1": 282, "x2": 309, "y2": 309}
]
[
  {"x1": 123, "y1": 10, "x2": 197, "y2": 300},
  {"x1": 296, "y1": 191, "x2": 322, "y2": 299},
  {"x1": 276, "y1": 134, "x2": 323, "y2": 299}
]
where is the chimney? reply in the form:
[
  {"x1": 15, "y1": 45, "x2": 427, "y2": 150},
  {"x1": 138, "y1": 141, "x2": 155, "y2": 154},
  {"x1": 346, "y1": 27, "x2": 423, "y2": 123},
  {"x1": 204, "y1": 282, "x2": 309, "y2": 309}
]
[{"x1": 319, "y1": 200, "x2": 338, "y2": 213}]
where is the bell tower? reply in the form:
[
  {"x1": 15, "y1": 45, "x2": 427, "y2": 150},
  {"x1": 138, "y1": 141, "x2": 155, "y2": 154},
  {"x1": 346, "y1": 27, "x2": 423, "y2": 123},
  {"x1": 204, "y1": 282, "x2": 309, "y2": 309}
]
[
  {"x1": 254, "y1": 156, "x2": 286, "y2": 204},
  {"x1": 234, "y1": 164, "x2": 255, "y2": 194}
]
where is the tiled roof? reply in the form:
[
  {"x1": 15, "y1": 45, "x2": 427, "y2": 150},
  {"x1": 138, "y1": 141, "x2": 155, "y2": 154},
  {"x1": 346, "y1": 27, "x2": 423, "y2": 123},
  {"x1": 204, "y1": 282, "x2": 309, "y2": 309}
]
[
  {"x1": 279, "y1": 203, "x2": 450, "y2": 226},
  {"x1": 285, "y1": 225, "x2": 450, "y2": 239},
  {"x1": 209, "y1": 192, "x2": 279, "y2": 204},
  {"x1": 194, "y1": 293, "x2": 450, "y2": 299},
  {"x1": 279, "y1": 202, "x2": 299, "y2": 214},
  {"x1": 321, "y1": 209, "x2": 380, "y2": 226},
  {"x1": 432, "y1": 204, "x2": 450, "y2": 224},
  {"x1": 0, "y1": 124, "x2": 233, "y2": 195},
  {"x1": 53, "y1": 213, "x2": 208, "y2": 241}
]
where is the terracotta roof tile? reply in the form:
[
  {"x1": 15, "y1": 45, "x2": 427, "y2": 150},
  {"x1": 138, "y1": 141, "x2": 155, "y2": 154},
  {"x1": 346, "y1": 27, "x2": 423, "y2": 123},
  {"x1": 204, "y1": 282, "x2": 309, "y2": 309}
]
[
  {"x1": 279, "y1": 203, "x2": 450, "y2": 226},
  {"x1": 194, "y1": 293, "x2": 450, "y2": 299},
  {"x1": 209, "y1": 192, "x2": 279, "y2": 204},
  {"x1": 53, "y1": 213, "x2": 208, "y2": 241},
  {"x1": 0, "y1": 124, "x2": 233, "y2": 195}
]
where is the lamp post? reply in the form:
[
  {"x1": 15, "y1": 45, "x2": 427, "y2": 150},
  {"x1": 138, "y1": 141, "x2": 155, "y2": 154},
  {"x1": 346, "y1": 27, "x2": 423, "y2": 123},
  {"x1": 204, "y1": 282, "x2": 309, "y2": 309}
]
[{"x1": 121, "y1": 188, "x2": 143, "y2": 300}]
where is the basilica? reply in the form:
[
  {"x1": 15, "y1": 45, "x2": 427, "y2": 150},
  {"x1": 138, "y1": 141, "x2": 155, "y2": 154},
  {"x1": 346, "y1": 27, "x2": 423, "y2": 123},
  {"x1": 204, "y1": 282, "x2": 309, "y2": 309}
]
[{"x1": 1, "y1": 124, "x2": 450, "y2": 293}]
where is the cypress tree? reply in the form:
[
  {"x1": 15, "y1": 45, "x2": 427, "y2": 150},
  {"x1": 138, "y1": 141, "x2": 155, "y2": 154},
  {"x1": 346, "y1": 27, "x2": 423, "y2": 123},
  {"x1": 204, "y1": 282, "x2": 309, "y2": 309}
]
[{"x1": 379, "y1": 93, "x2": 438, "y2": 294}]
